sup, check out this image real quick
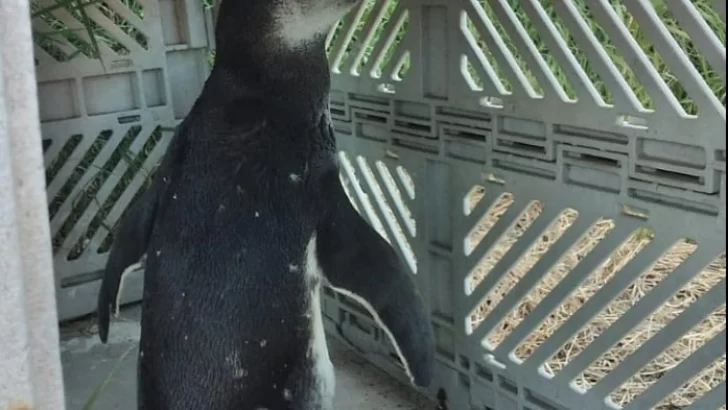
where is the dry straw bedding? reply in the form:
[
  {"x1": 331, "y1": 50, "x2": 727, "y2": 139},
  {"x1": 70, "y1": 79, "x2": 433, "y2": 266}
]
[
  {"x1": 465, "y1": 189, "x2": 725, "y2": 410},
  {"x1": 345, "y1": 164, "x2": 724, "y2": 409}
]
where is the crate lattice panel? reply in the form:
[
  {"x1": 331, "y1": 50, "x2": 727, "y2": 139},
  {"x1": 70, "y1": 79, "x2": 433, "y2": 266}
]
[
  {"x1": 32, "y1": 0, "x2": 215, "y2": 320},
  {"x1": 320, "y1": 1, "x2": 726, "y2": 410}
]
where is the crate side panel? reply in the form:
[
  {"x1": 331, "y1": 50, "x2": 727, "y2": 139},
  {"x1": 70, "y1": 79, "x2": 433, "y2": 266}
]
[
  {"x1": 325, "y1": 1, "x2": 726, "y2": 410},
  {"x1": 31, "y1": 0, "x2": 215, "y2": 321}
]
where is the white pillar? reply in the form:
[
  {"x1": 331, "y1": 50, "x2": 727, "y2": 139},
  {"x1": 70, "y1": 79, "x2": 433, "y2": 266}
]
[{"x1": 0, "y1": 0, "x2": 66, "y2": 408}]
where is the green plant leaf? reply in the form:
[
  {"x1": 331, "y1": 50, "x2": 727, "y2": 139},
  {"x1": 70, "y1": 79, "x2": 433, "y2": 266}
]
[
  {"x1": 75, "y1": 0, "x2": 106, "y2": 69},
  {"x1": 31, "y1": 0, "x2": 104, "y2": 19}
]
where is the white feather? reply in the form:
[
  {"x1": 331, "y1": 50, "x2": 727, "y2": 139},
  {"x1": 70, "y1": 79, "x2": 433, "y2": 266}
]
[
  {"x1": 113, "y1": 258, "x2": 144, "y2": 317},
  {"x1": 305, "y1": 234, "x2": 336, "y2": 410},
  {"x1": 326, "y1": 285, "x2": 416, "y2": 385},
  {"x1": 274, "y1": 2, "x2": 350, "y2": 49}
]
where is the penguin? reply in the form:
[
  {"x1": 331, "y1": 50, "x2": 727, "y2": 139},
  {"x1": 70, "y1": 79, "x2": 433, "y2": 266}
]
[{"x1": 96, "y1": 0, "x2": 435, "y2": 409}]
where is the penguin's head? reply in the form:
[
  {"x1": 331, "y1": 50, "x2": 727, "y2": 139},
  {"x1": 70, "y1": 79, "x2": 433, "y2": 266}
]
[{"x1": 216, "y1": 0, "x2": 361, "y2": 51}]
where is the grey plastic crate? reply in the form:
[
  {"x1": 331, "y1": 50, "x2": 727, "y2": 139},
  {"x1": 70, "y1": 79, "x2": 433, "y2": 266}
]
[
  {"x1": 31, "y1": 0, "x2": 215, "y2": 320},
  {"x1": 320, "y1": 1, "x2": 726, "y2": 410},
  {"x1": 33, "y1": 0, "x2": 725, "y2": 409}
]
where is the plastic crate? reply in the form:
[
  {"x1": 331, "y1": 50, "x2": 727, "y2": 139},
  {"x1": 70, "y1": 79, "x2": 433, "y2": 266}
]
[
  {"x1": 31, "y1": 1, "x2": 725, "y2": 410},
  {"x1": 31, "y1": 0, "x2": 215, "y2": 320}
]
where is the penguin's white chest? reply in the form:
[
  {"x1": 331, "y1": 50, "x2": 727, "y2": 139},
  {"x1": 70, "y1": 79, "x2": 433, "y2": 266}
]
[{"x1": 304, "y1": 234, "x2": 335, "y2": 409}]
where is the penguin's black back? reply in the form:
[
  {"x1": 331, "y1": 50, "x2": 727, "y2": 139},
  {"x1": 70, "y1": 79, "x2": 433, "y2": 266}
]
[
  {"x1": 136, "y1": 58, "x2": 339, "y2": 410},
  {"x1": 126, "y1": 0, "x2": 365, "y2": 408},
  {"x1": 98, "y1": 1, "x2": 436, "y2": 406}
]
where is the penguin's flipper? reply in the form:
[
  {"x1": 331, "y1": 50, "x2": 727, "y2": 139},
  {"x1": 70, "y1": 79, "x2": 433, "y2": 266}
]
[
  {"x1": 96, "y1": 181, "x2": 158, "y2": 343},
  {"x1": 315, "y1": 177, "x2": 435, "y2": 388}
]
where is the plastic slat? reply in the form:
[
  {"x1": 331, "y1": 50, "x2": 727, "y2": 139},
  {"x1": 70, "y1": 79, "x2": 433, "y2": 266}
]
[
  {"x1": 685, "y1": 380, "x2": 726, "y2": 410},
  {"x1": 524, "y1": 234, "x2": 676, "y2": 367},
  {"x1": 623, "y1": 329, "x2": 726, "y2": 410},
  {"x1": 557, "y1": 251, "x2": 725, "y2": 383},
  {"x1": 465, "y1": 205, "x2": 562, "y2": 319},
  {"x1": 469, "y1": 214, "x2": 597, "y2": 344},
  {"x1": 589, "y1": 275, "x2": 725, "y2": 397},
  {"x1": 494, "y1": 221, "x2": 639, "y2": 358}
]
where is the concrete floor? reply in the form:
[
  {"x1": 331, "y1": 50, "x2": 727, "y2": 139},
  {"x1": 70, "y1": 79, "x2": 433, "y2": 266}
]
[{"x1": 59, "y1": 304, "x2": 434, "y2": 410}]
